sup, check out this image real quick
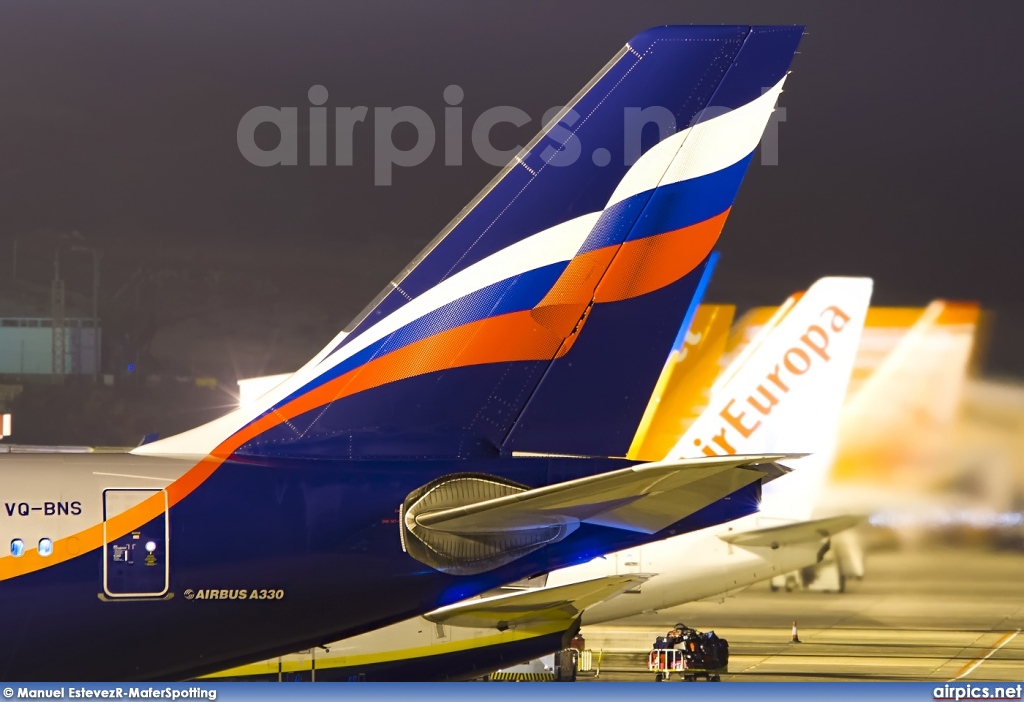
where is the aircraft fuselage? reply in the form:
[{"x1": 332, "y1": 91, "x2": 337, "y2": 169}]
[{"x1": 0, "y1": 452, "x2": 759, "y2": 680}]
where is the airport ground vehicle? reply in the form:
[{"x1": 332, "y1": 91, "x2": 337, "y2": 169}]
[
  {"x1": 484, "y1": 648, "x2": 580, "y2": 682},
  {"x1": 648, "y1": 626, "x2": 729, "y2": 682}
]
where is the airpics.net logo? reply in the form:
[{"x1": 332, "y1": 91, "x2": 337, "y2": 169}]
[
  {"x1": 933, "y1": 684, "x2": 1023, "y2": 700},
  {"x1": 236, "y1": 84, "x2": 788, "y2": 185}
]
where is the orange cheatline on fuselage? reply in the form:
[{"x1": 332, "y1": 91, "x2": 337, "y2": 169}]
[
  {"x1": 227, "y1": 209, "x2": 733, "y2": 454},
  {"x1": 0, "y1": 455, "x2": 224, "y2": 582},
  {"x1": 0, "y1": 210, "x2": 731, "y2": 583}
]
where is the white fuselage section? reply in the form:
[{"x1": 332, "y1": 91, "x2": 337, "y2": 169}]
[{"x1": 557, "y1": 514, "x2": 823, "y2": 623}]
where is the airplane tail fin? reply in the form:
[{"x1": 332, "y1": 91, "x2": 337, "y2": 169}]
[
  {"x1": 626, "y1": 301, "x2": 736, "y2": 461},
  {"x1": 672, "y1": 277, "x2": 873, "y2": 521},
  {"x1": 136, "y1": 26, "x2": 802, "y2": 460},
  {"x1": 831, "y1": 301, "x2": 980, "y2": 486}
]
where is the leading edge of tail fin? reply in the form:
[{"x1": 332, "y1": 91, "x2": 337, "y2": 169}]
[
  {"x1": 136, "y1": 26, "x2": 803, "y2": 460},
  {"x1": 671, "y1": 277, "x2": 873, "y2": 521}
]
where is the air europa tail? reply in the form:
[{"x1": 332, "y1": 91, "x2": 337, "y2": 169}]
[
  {"x1": 136, "y1": 26, "x2": 803, "y2": 460},
  {"x1": 670, "y1": 277, "x2": 873, "y2": 521}
]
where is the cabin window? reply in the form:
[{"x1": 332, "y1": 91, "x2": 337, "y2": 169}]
[
  {"x1": 10, "y1": 539, "x2": 25, "y2": 557},
  {"x1": 38, "y1": 538, "x2": 53, "y2": 557}
]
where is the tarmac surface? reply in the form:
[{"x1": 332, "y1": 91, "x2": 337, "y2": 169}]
[{"x1": 578, "y1": 546, "x2": 1024, "y2": 682}]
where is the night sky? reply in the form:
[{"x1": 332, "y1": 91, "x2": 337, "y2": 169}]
[{"x1": 2, "y1": 1, "x2": 1022, "y2": 379}]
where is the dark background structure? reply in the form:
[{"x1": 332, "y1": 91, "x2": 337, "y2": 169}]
[{"x1": 1, "y1": 1, "x2": 1021, "y2": 443}]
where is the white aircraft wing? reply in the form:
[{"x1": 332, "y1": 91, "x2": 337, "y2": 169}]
[
  {"x1": 424, "y1": 575, "x2": 648, "y2": 629},
  {"x1": 719, "y1": 514, "x2": 861, "y2": 548}
]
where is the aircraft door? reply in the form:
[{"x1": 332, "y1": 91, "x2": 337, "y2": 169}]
[{"x1": 102, "y1": 489, "x2": 169, "y2": 598}]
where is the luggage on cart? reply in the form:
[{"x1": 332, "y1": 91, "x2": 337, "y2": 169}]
[
  {"x1": 646, "y1": 624, "x2": 728, "y2": 682},
  {"x1": 652, "y1": 636, "x2": 674, "y2": 650}
]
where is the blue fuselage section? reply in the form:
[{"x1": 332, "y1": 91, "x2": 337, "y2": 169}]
[{"x1": 0, "y1": 454, "x2": 760, "y2": 680}]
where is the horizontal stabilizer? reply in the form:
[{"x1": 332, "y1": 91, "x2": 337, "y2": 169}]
[
  {"x1": 410, "y1": 454, "x2": 795, "y2": 536},
  {"x1": 424, "y1": 575, "x2": 647, "y2": 629},
  {"x1": 719, "y1": 514, "x2": 860, "y2": 548}
]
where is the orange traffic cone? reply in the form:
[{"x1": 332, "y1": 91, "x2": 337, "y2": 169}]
[{"x1": 790, "y1": 621, "x2": 801, "y2": 643}]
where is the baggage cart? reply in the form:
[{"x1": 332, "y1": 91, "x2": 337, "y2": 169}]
[{"x1": 647, "y1": 625, "x2": 728, "y2": 682}]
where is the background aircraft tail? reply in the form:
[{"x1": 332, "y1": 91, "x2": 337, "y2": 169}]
[
  {"x1": 137, "y1": 26, "x2": 803, "y2": 460},
  {"x1": 672, "y1": 277, "x2": 873, "y2": 521},
  {"x1": 626, "y1": 300, "x2": 736, "y2": 461},
  {"x1": 831, "y1": 301, "x2": 981, "y2": 487}
]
